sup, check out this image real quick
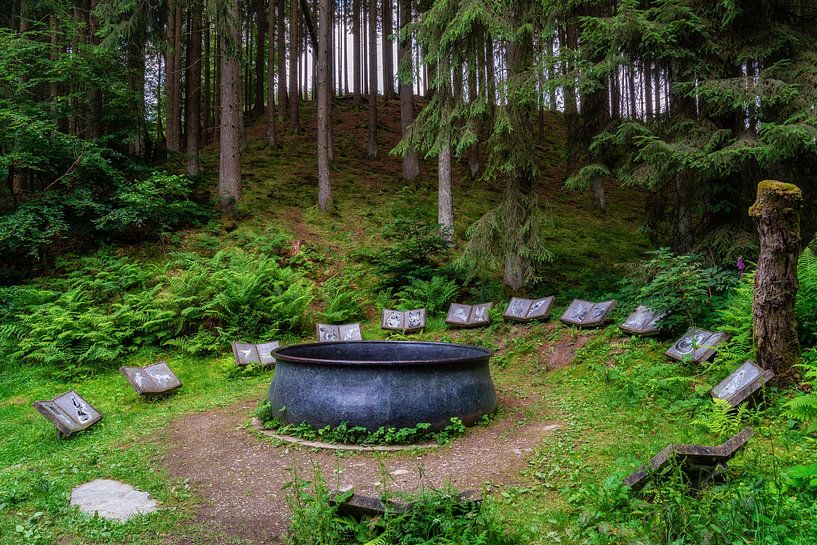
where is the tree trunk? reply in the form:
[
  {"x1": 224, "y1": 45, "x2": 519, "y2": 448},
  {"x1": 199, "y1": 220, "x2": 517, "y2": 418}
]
[
  {"x1": 219, "y1": 0, "x2": 243, "y2": 215},
  {"x1": 128, "y1": 25, "x2": 147, "y2": 157},
  {"x1": 366, "y1": 0, "x2": 377, "y2": 158},
  {"x1": 644, "y1": 60, "x2": 653, "y2": 119},
  {"x1": 86, "y1": 0, "x2": 102, "y2": 139},
  {"x1": 167, "y1": 2, "x2": 182, "y2": 151},
  {"x1": 317, "y1": 0, "x2": 332, "y2": 213},
  {"x1": 382, "y1": 0, "x2": 394, "y2": 99},
  {"x1": 254, "y1": 0, "x2": 265, "y2": 113},
  {"x1": 467, "y1": 52, "x2": 479, "y2": 180},
  {"x1": 398, "y1": 0, "x2": 418, "y2": 182},
  {"x1": 277, "y1": 0, "x2": 287, "y2": 119},
  {"x1": 353, "y1": 0, "x2": 361, "y2": 101},
  {"x1": 438, "y1": 141, "x2": 453, "y2": 242},
  {"x1": 203, "y1": 20, "x2": 211, "y2": 143},
  {"x1": 186, "y1": 0, "x2": 202, "y2": 175},
  {"x1": 289, "y1": 0, "x2": 300, "y2": 132},
  {"x1": 750, "y1": 180, "x2": 803, "y2": 376},
  {"x1": 267, "y1": 0, "x2": 277, "y2": 146}
]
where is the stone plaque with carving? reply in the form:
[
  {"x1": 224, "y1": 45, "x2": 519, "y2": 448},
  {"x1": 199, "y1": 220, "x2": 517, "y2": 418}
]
[
  {"x1": 560, "y1": 299, "x2": 616, "y2": 327},
  {"x1": 316, "y1": 323, "x2": 363, "y2": 342},
  {"x1": 503, "y1": 296, "x2": 555, "y2": 322},
  {"x1": 381, "y1": 308, "x2": 426, "y2": 333},
  {"x1": 620, "y1": 305, "x2": 666, "y2": 336},
  {"x1": 256, "y1": 341, "x2": 280, "y2": 366},
  {"x1": 231, "y1": 341, "x2": 278, "y2": 367},
  {"x1": 120, "y1": 361, "x2": 182, "y2": 396},
  {"x1": 711, "y1": 361, "x2": 774, "y2": 407},
  {"x1": 446, "y1": 303, "x2": 493, "y2": 327},
  {"x1": 666, "y1": 328, "x2": 726, "y2": 363},
  {"x1": 33, "y1": 391, "x2": 102, "y2": 438}
]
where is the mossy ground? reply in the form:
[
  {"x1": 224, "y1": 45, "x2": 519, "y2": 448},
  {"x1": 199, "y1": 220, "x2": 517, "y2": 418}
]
[{"x1": 1, "y1": 102, "x2": 813, "y2": 544}]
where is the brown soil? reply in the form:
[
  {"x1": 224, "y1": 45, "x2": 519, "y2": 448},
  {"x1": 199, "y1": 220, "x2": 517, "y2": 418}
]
[
  {"x1": 540, "y1": 333, "x2": 590, "y2": 370},
  {"x1": 164, "y1": 394, "x2": 560, "y2": 544}
]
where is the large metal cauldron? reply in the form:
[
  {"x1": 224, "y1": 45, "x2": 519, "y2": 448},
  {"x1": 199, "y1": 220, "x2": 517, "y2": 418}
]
[{"x1": 269, "y1": 341, "x2": 496, "y2": 431}]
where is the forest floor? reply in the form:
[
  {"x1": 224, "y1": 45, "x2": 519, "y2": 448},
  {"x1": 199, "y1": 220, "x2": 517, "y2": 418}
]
[{"x1": 1, "y1": 101, "x2": 815, "y2": 545}]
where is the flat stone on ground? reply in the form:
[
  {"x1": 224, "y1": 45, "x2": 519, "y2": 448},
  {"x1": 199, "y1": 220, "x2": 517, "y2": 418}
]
[{"x1": 70, "y1": 479, "x2": 158, "y2": 521}]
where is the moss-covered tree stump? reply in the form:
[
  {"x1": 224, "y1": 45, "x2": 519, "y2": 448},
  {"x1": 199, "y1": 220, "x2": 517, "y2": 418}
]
[{"x1": 749, "y1": 180, "x2": 803, "y2": 377}]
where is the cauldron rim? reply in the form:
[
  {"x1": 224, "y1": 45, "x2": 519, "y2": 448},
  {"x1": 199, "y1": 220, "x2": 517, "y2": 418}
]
[{"x1": 271, "y1": 340, "x2": 492, "y2": 367}]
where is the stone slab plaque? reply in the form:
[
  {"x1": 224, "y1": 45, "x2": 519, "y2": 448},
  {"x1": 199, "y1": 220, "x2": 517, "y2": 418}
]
[
  {"x1": 316, "y1": 323, "x2": 363, "y2": 342},
  {"x1": 33, "y1": 390, "x2": 102, "y2": 438},
  {"x1": 120, "y1": 362, "x2": 182, "y2": 396},
  {"x1": 445, "y1": 303, "x2": 493, "y2": 327},
  {"x1": 711, "y1": 361, "x2": 774, "y2": 407},
  {"x1": 381, "y1": 308, "x2": 426, "y2": 333},
  {"x1": 503, "y1": 296, "x2": 555, "y2": 322},
  {"x1": 666, "y1": 328, "x2": 727, "y2": 363},
  {"x1": 256, "y1": 341, "x2": 280, "y2": 366},
  {"x1": 560, "y1": 299, "x2": 617, "y2": 327},
  {"x1": 624, "y1": 428, "x2": 752, "y2": 491},
  {"x1": 620, "y1": 305, "x2": 666, "y2": 336}
]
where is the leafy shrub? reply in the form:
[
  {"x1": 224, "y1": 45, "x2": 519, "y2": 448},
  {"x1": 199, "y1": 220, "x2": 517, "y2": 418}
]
[
  {"x1": 285, "y1": 467, "x2": 520, "y2": 545},
  {"x1": 395, "y1": 275, "x2": 459, "y2": 314},
  {"x1": 711, "y1": 272, "x2": 756, "y2": 371},
  {"x1": 619, "y1": 249, "x2": 737, "y2": 332},
  {"x1": 784, "y1": 348, "x2": 817, "y2": 434},
  {"x1": 797, "y1": 248, "x2": 817, "y2": 347},
  {"x1": 317, "y1": 276, "x2": 365, "y2": 323},
  {"x1": 0, "y1": 247, "x2": 313, "y2": 376}
]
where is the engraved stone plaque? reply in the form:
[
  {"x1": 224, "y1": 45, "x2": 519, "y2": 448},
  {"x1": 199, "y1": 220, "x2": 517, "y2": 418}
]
[
  {"x1": 503, "y1": 296, "x2": 555, "y2": 321},
  {"x1": 620, "y1": 305, "x2": 666, "y2": 336},
  {"x1": 381, "y1": 309, "x2": 426, "y2": 332},
  {"x1": 446, "y1": 303, "x2": 493, "y2": 327},
  {"x1": 120, "y1": 361, "x2": 182, "y2": 396},
  {"x1": 33, "y1": 390, "x2": 102, "y2": 438},
  {"x1": 711, "y1": 361, "x2": 774, "y2": 407},
  {"x1": 256, "y1": 341, "x2": 280, "y2": 366},
  {"x1": 666, "y1": 328, "x2": 727, "y2": 363},
  {"x1": 316, "y1": 323, "x2": 363, "y2": 342},
  {"x1": 560, "y1": 299, "x2": 616, "y2": 327},
  {"x1": 623, "y1": 428, "x2": 752, "y2": 491}
]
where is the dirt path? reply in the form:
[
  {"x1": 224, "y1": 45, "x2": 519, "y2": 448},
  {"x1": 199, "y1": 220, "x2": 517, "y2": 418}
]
[{"x1": 164, "y1": 394, "x2": 560, "y2": 544}]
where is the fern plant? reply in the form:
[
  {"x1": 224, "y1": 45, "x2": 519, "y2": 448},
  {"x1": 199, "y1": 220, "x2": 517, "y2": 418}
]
[
  {"x1": 395, "y1": 275, "x2": 459, "y2": 314},
  {"x1": 693, "y1": 398, "x2": 749, "y2": 440},
  {"x1": 784, "y1": 348, "x2": 817, "y2": 433}
]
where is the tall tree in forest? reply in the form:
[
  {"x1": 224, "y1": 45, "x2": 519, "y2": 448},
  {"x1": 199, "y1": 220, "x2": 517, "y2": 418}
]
[
  {"x1": 186, "y1": 0, "x2": 203, "y2": 175},
  {"x1": 382, "y1": 0, "x2": 394, "y2": 98},
  {"x1": 267, "y1": 0, "x2": 277, "y2": 146},
  {"x1": 352, "y1": 0, "x2": 362, "y2": 100},
  {"x1": 289, "y1": 0, "x2": 300, "y2": 132},
  {"x1": 219, "y1": 0, "x2": 243, "y2": 215},
  {"x1": 277, "y1": 0, "x2": 287, "y2": 119},
  {"x1": 397, "y1": 0, "x2": 419, "y2": 182},
  {"x1": 366, "y1": 0, "x2": 377, "y2": 157},
  {"x1": 254, "y1": 0, "x2": 265, "y2": 113},
  {"x1": 317, "y1": 0, "x2": 332, "y2": 212},
  {"x1": 166, "y1": 1, "x2": 182, "y2": 151}
]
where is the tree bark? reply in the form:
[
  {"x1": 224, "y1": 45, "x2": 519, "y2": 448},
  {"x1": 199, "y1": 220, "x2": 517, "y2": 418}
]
[
  {"x1": 750, "y1": 180, "x2": 803, "y2": 376},
  {"x1": 398, "y1": 0, "x2": 418, "y2": 182},
  {"x1": 219, "y1": 0, "x2": 243, "y2": 215},
  {"x1": 289, "y1": 0, "x2": 300, "y2": 132},
  {"x1": 203, "y1": 19, "x2": 211, "y2": 143},
  {"x1": 352, "y1": 0, "x2": 361, "y2": 101},
  {"x1": 277, "y1": 0, "x2": 287, "y2": 119},
  {"x1": 382, "y1": 0, "x2": 394, "y2": 99},
  {"x1": 267, "y1": 0, "x2": 277, "y2": 146},
  {"x1": 317, "y1": 0, "x2": 332, "y2": 213},
  {"x1": 366, "y1": 0, "x2": 378, "y2": 158},
  {"x1": 186, "y1": 0, "x2": 202, "y2": 175},
  {"x1": 254, "y1": 0, "x2": 266, "y2": 113},
  {"x1": 438, "y1": 141, "x2": 453, "y2": 242},
  {"x1": 166, "y1": 2, "x2": 182, "y2": 151}
]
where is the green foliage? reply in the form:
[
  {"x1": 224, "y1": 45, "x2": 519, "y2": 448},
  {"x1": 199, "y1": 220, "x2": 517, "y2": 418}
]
[
  {"x1": 317, "y1": 276, "x2": 366, "y2": 323},
  {"x1": 258, "y1": 401, "x2": 471, "y2": 446},
  {"x1": 285, "y1": 468, "x2": 519, "y2": 545},
  {"x1": 797, "y1": 248, "x2": 817, "y2": 347},
  {"x1": 620, "y1": 249, "x2": 736, "y2": 332},
  {"x1": 692, "y1": 398, "x2": 749, "y2": 440},
  {"x1": 395, "y1": 275, "x2": 459, "y2": 314},
  {"x1": 0, "y1": 248, "x2": 312, "y2": 376},
  {"x1": 784, "y1": 348, "x2": 817, "y2": 434},
  {"x1": 712, "y1": 272, "x2": 756, "y2": 371}
]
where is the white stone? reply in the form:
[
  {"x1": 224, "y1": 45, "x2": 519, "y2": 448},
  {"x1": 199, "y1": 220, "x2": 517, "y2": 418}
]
[
  {"x1": 70, "y1": 479, "x2": 158, "y2": 521},
  {"x1": 390, "y1": 469, "x2": 409, "y2": 476}
]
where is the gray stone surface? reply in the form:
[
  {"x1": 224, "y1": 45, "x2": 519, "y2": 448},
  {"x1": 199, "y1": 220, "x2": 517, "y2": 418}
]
[
  {"x1": 231, "y1": 341, "x2": 278, "y2": 366},
  {"x1": 33, "y1": 391, "x2": 102, "y2": 438},
  {"x1": 560, "y1": 299, "x2": 616, "y2": 327},
  {"x1": 504, "y1": 296, "x2": 555, "y2": 321},
  {"x1": 711, "y1": 361, "x2": 774, "y2": 407},
  {"x1": 446, "y1": 303, "x2": 493, "y2": 327},
  {"x1": 620, "y1": 305, "x2": 665, "y2": 336},
  {"x1": 316, "y1": 323, "x2": 363, "y2": 342},
  {"x1": 666, "y1": 328, "x2": 727, "y2": 363},
  {"x1": 381, "y1": 309, "x2": 426, "y2": 332},
  {"x1": 70, "y1": 479, "x2": 158, "y2": 521},
  {"x1": 120, "y1": 362, "x2": 181, "y2": 396}
]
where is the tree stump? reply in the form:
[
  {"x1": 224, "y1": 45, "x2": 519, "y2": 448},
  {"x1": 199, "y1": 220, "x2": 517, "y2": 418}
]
[{"x1": 749, "y1": 180, "x2": 803, "y2": 377}]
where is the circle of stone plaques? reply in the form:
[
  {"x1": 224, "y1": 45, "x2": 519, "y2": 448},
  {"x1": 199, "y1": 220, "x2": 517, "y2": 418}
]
[{"x1": 70, "y1": 479, "x2": 158, "y2": 521}]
